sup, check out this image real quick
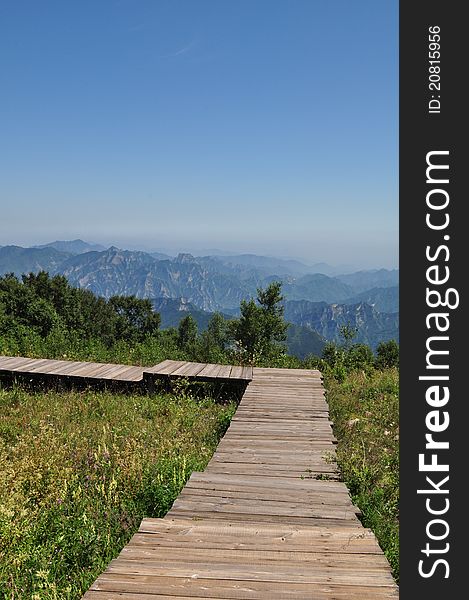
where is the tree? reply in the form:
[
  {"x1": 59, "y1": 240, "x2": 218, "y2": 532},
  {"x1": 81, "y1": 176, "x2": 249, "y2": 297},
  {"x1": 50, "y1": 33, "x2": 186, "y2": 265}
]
[
  {"x1": 0, "y1": 273, "x2": 59, "y2": 337},
  {"x1": 338, "y1": 323, "x2": 358, "y2": 349},
  {"x1": 199, "y1": 312, "x2": 229, "y2": 362},
  {"x1": 109, "y1": 296, "x2": 161, "y2": 342},
  {"x1": 345, "y1": 343, "x2": 374, "y2": 371},
  {"x1": 18, "y1": 272, "x2": 120, "y2": 344},
  {"x1": 177, "y1": 315, "x2": 198, "y2": 352},
  {"x1": 375, "y1": 339, "x2": 399, "y2": 369},
  {"x1": 229, "y1": 282, "x2": 288, "y2": 364}
]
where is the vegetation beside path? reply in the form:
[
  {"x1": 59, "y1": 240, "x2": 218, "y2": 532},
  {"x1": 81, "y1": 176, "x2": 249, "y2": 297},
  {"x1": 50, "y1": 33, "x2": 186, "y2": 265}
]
[
  {"x1": 325, "y1": 365, "x2": 399, "y2": 581},
  {"x1": 0, "y1": 385, "x2": 235, "y2": 599},
  {"x1": 0, "y1": 273, "x2": 400, "y2": 589}
]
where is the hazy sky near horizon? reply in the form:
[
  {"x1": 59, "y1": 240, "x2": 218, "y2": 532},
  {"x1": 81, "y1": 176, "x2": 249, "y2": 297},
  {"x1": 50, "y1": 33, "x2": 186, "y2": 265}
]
[{"x1": 0, "y1": 0, "x2": 398, "y2": 269}]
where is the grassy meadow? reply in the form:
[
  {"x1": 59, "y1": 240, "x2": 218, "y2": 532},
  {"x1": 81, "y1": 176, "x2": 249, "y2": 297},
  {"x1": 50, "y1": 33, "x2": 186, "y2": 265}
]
[
  {"x1": 325, "y1": 367, "x2": 399, "y2": 580},
  {"x1": 0, "y1": 384, "x2": 235, "y2": 599}
]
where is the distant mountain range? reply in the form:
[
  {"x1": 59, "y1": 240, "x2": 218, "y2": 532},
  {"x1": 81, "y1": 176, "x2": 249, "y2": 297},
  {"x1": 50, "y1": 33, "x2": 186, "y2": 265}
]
[
  {"x1": 0, "y1": 241, "x2": 399, "y2": 353},
  {"x1": 342, "y1": 286, "x2": 399, "y2": 314},
  {"x1": 0, "y1": 245, "x2": 72, "y2": 276},
  {"x1": 284, "y1": 300, "x2": 399, "y2": 349},
  {"x1": 33, "y1": 239, "x2": 108, "y2": 254},
  {"x1": 334, "y1": 269, "x2": 399, "y2": 293}
]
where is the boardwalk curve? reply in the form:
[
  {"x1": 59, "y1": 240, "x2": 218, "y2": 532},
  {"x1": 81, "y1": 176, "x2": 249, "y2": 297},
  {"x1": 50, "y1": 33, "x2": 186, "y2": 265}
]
[
  {"x1": 0, "y1": 356, "x2": 397, "y2": 596},
  {"x1": 81, "y1": 364, "x2": 398, "y2": 599}
]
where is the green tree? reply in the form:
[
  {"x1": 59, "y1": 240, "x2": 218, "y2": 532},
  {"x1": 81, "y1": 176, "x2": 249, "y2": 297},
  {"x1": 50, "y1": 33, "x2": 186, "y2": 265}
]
[
  {"x1": 0, "y1": 272, "x2": 163, "y2": 349},
  {"x1": 0, "y1": 273, "x2": 59, "y2": 337},
  {"x1": 199, "y1": 312, "x2": 229, "y2": 363},
  {"x1": 375, "y1": 339, "x2": 399, "y2": 369},
  {"x1": 109, "y1": 296, "x2": 161, "y2": 342},
  {"x1": 19, "y1": 272, "x2": 119, "y2": 344},
  {"x1": 321, "y1": 341, "x2": 342, "y2": 368},
  {"x1": 345, "y1": 343, "x2": 375, "y2": 371},
  {"x1": 177, "y1": 315, "x2": 198, "y2": 352},
  {"x1": 229, "y1": 282, "x2": 288, "y2": 364},
  {"x1": 339, "y1": 323, "x2": 358, "y2": 349}
]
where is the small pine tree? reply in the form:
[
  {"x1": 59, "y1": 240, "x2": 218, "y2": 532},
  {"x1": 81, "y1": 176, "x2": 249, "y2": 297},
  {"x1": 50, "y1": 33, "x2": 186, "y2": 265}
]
[
  {"x1": 177, "y1": 314, "x2": 198, "y2": 352},
  {"x1": 229, "y1": 282, "x2": 288, "y2": 364}
]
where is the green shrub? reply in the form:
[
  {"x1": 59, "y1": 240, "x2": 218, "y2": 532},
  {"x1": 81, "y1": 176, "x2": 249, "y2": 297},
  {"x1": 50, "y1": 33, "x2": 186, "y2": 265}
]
[{"x1": 375, "y1": 339, "x2": 399, "y2": 369}]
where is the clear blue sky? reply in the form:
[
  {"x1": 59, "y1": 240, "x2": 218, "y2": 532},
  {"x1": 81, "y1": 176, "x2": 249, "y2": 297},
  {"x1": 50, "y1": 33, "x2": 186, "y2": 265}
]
[{"x1": 0, "y1": 0, "x2": 398, "y2": 269}]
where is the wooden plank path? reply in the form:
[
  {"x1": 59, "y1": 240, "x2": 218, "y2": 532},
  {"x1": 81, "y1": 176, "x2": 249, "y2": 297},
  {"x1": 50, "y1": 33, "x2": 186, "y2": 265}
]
[
  {"x1": 144, "y1": 360, "x2": 253, "y2": 384},
  {"x1": 0, "y1": 356, "x2": 252, "y2": 386},
  {"x1": 0, "y1": 355, "x2": 147, "y2": 382},
  {"x1": 83, "y1": 367, "x2": 398, "y2": 599}
]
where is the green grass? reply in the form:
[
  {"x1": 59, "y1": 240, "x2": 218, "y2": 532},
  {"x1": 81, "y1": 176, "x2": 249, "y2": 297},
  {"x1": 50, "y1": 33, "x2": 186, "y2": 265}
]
[
  {"x1": 0, "y1": 329, "x2": 186, "y2": 368},
  {"x1": 0, "y1": 384, "x2": 236, "y2": 599},
  {"x1": 325, "y1": 367, "x2": 399, "y2": 581}
]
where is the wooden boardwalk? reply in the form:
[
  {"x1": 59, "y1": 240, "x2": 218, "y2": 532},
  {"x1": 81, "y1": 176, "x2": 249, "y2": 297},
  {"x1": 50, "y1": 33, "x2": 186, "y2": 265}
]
[
  {"x1": 83, "y1": 366, "x2": 398, "y2": 599},
  {"x1": 144, "y1": 360, "x2": 253, "y2": 384},
  {"x1": 0, "y1": 355, "x2": 146, "y2": 382},
  {"x1": 0, "y1": 356, "x2": 252, "y2": 386}
]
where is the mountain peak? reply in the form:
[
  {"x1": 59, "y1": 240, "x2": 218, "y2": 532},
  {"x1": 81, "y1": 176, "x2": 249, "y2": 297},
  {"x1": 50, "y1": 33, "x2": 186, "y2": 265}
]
[
  {"x1": 175, "y1": 253, "x2": 195, "y2": 263},
  {"x1": 34, "y1": 239, "x2": 107, "y2": 255}
]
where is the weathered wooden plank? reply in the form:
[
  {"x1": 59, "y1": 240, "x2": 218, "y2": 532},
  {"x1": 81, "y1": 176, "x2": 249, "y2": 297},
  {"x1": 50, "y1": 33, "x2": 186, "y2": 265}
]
[
  {"x1": 62, "y1": 362, "x2": 116, "y2": 377},
  {"x1": 215, "y1": 364, "x2": 233, "y2": 379},
  {"x1": 17, "y1": 358, "x2": 60, "y2": 373},
  {"x1": 127, "y1": 531, "x2": 382, "y2": 553},
  {"x1": 139, "y1": 517, "x2": 373, "y2": 537},
  {"x1": 115, "y1": 366, "x2": 145, "y2": 382},
  {"x1": 240, "y1": 365, "x2": 253, "y2": 380},
  {"x1": 169, "y1": 496, "x2": 355, "y2": 520},
  {"x1": 188, "y1": 472, "x2": 346, "y2": 490},
  {"x1": 212, "y1": 446, "x2": 336, "y2": 457},
  {"x1": 85, "y1": 580, "x2": 399, "y2": 600},
  {"x1": 171, "y1": 362, "x2": 206, "y2": 377},
  {"x1": 0, "y1": 356, "x2": 40, "y2": 369},
  {"x1": 181, "y1": 482, "x2": 352, "y2": 506},
  {"x1": 199, "y1": 466, "x2": 340, "y2": 480},
  {"x1": 229, "y1": 365, "x2": 243, "y2": 379},
  {"x1": 28, "y1": 359, "x2": 82, "y2": 375},
  {"x1": 144, "y1": 359, "x2": 178, "y2": 374},
  {"x1": 118, "y1": 544, "x2": 391, "y2": 568},
  {"x1": 176, "y1": 491, "x2": 360, "y2": 518},
  {"x1": 153, "y1": 361, "x2": 188, "y2": 376},
  {"x1": 99, "y1": 365, "x2": 141, "y2": 379},
  {"x1": 104, "y1": 557, "x2": 395, "y2": 584},
  {"x1": 197, "y1": 363, "x2": 223, "y2": 378}
]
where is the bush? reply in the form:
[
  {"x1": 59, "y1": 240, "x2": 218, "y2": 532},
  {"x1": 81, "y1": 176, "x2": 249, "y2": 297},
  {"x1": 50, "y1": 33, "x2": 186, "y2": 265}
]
[
  {"x1": 375, "y1": 339, "x2": 399, "y2": 369},
  {"x1": 345, "y1": 343, "x2": 375, "y2": 371}
]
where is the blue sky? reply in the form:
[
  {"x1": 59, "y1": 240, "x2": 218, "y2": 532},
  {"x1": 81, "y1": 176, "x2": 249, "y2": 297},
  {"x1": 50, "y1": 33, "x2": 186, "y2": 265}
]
[{"x1": 0, "y1": 0, "x2": 398, "y2": 268}]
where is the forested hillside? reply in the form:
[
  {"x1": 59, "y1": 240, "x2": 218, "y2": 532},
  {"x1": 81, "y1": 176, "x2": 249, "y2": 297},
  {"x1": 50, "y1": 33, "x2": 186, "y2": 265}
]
[
  {"x1": 0, "y1": 243, "x2": 399, "y2": 350},
  {"x1": 0, "y1": 272, "x2": 398, "y2": 370}
]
